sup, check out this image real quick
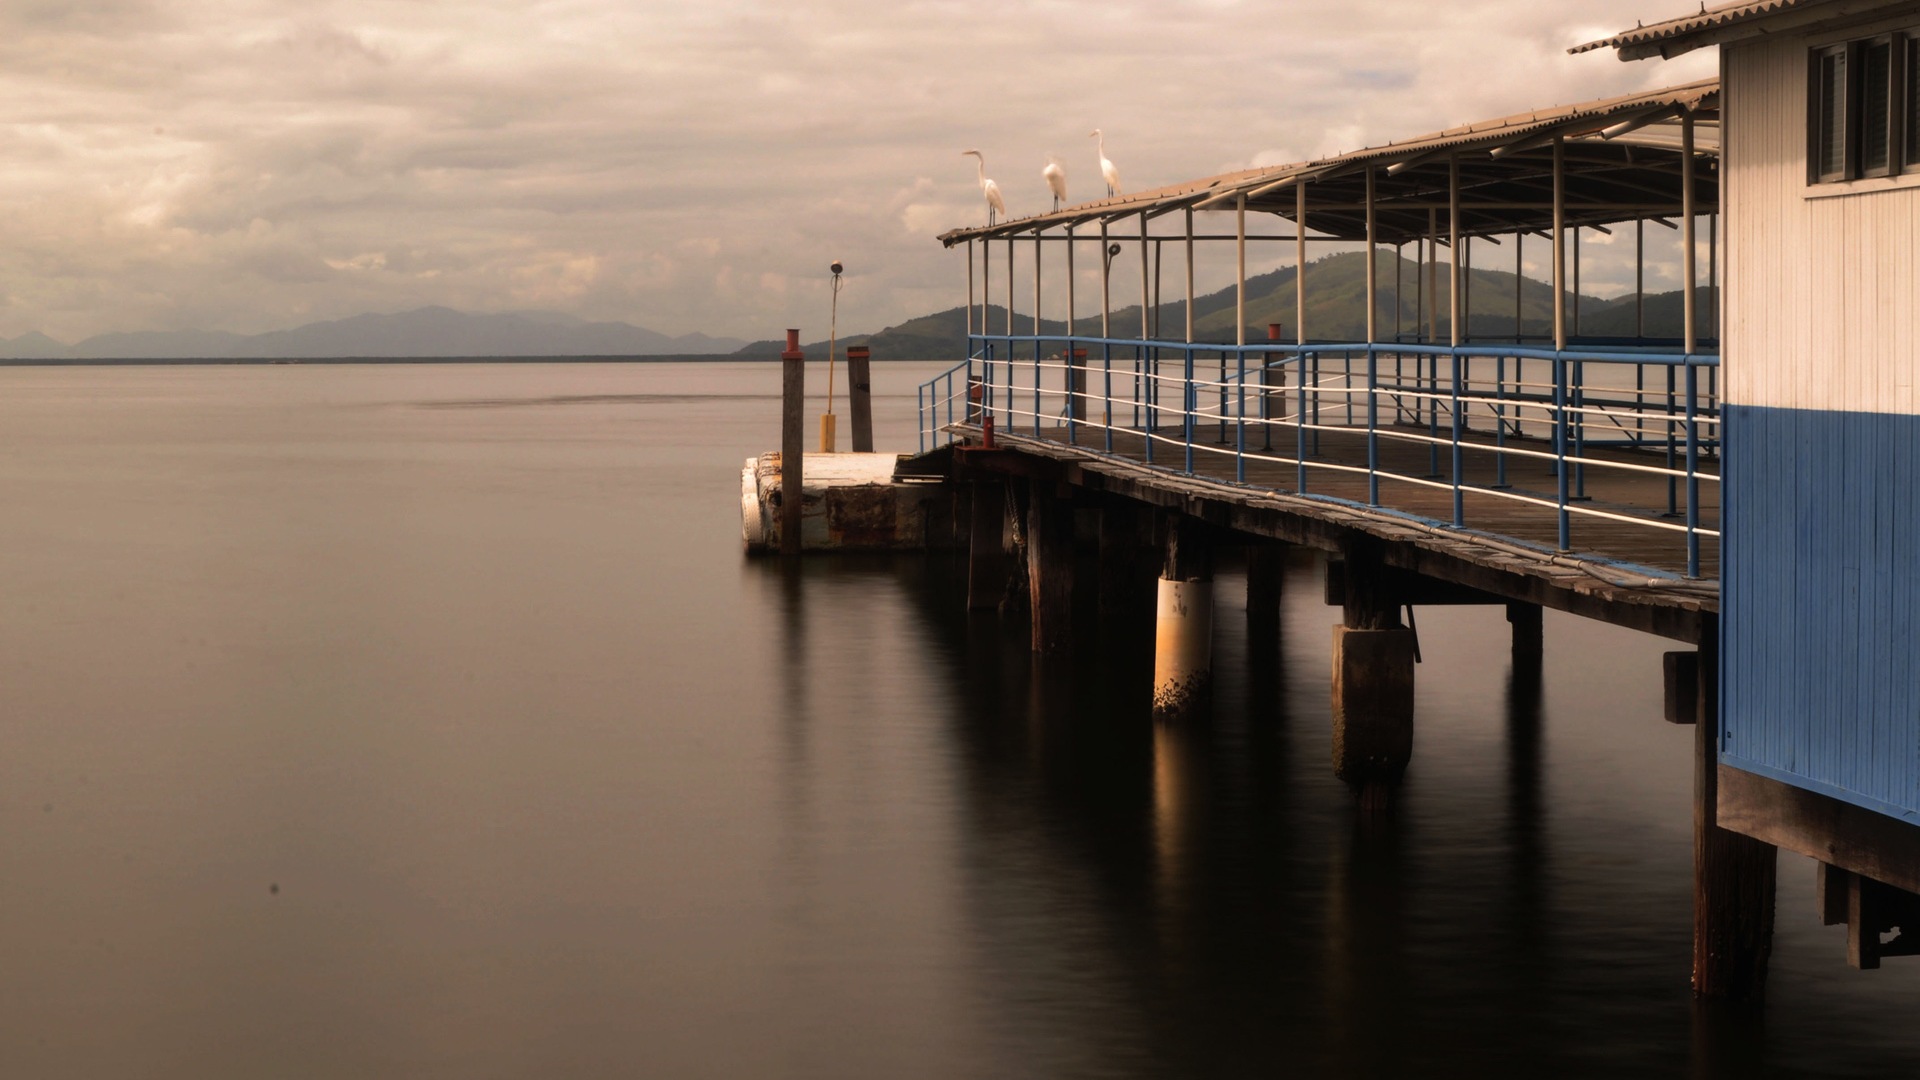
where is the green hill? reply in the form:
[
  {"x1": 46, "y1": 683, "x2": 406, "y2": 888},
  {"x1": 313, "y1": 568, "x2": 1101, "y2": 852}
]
[{"x1": 736, "y1": 251, "x2": 1717, "y2": 361}]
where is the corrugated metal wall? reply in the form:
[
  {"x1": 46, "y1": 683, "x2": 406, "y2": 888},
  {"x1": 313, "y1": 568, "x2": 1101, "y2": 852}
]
[{"x1": 1722, "y1": 30, "x2": 1920, "y2": 823}]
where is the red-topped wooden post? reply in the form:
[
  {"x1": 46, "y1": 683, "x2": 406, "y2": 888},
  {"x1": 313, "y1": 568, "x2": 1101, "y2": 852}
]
[
  {"x1": 1262, "y1": 322, "x2": 1284, "y2": 450},
  {"x1": 846, "y1": 345, "x2": 874, "y2": 452},
  {"x1": 780, "y1": 329, "x2": 805, "y2": 555}
]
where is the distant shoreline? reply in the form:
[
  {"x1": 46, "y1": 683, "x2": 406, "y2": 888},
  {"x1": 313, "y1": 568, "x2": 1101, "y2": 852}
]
[{"x1": 0, "y1": 355, "x2": 934, "y2": 367}]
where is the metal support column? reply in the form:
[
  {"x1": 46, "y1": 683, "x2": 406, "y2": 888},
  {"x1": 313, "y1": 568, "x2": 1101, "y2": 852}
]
[
  {"x1": 1552, "y1": 134, "x2": 1569, "y2": 551},
  {"x1": 1366, "y1": 166, "x2": 1380, "y2": 507},
  {"x1": 1449, "y1": 154, "x2": 1464, "y2": 526}
]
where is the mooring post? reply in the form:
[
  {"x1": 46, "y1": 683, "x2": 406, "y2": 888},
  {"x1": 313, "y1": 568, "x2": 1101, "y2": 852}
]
[
  {"x1": 1026, "y1": 478, "x2": 1074, "y2": 655},
  {"x1": 1692, "y1": 617, "x2": 1778, "y2": 999},
  {"x1": 967, "y1": 481, "x2": 1012, "y2": 611},
  {"x1": 846, "y1": 345, "x2": 873, "y2": 453},
  {"x1": 1153, "y1": 515, "x2": 1215, "y2": 722},
  {"x1": 1246, "y1": 543, "x2": 1286, "y2": 636},
  {"x1": 779, "y1": 329, "x2": 805, "y2": 556},
  {"x1": 1097, "y1": 500, "x2": 1156, "y2": 622},
  {"x1": 1331, "y1": 535, "x2": 1415, "y2": 809},
  {"x1": 1506, "y1": 601, "x2": 1543, "y2": 674}
]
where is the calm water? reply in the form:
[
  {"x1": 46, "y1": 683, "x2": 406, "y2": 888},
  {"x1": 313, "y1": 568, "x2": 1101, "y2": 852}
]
[{"x1": 0, "y1": 361, "x2": 1914, "y2": 1079}]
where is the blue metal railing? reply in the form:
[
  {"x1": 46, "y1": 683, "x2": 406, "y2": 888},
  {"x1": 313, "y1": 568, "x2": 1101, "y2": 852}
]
[{"x1": 917, "y1": 333, "x2": 1722, "y2": 579}]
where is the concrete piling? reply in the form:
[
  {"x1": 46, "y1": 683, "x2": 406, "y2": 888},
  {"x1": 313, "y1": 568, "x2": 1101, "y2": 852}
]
[
  {"x1": 1152, "y1": 516, "x2": 1214, "y2": 722},
  {"x1": 1331, "y1": 537, "x2": 1415, "y2": 807}
]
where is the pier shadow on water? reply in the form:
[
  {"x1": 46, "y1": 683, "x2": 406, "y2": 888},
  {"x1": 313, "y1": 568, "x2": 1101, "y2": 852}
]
[{"x1": 755, "y1": 542, "x2": 1920, "y2": 1079}]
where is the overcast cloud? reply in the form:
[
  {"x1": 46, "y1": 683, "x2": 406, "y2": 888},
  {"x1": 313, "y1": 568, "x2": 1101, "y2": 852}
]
[{"x1": 0, "y1": 1, "x2": 1716, "y2": 343}]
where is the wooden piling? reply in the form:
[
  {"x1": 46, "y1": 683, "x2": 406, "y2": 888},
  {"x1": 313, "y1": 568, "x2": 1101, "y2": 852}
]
[
  {"x1": 780, "y1": 329, "x2": 805, "y2": 556},
  {"x1": 1692, "y1": 619, "x2": 1778, "y2": 999},
  {"x1": 1507, "y1": 601, "x2": 1543, "y2": 672},
  {"x1": 967, "y1": 481, "x2": 1012, "y2": 611},
  {"x1": 1098, "y1": 501, "x2": 1157, "y2": 621},
  {"x1": 1332, "y1": 536, "x2": 1415, "y2": 808},
  {"x1": 1027, "y1": 478, "x2": 1074, "y2": 655},
  {"x1": 847, "y1": 345, "x2": 873, "y2": 453},
  {"x1": 1246, "y1": 544, "x2": 1286, "y2": 634}
]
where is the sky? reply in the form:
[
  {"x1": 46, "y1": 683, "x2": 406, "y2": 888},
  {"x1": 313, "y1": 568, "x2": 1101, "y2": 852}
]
[{"x1": 0, "y1": 1, "x2": 1717, "y2": 344}]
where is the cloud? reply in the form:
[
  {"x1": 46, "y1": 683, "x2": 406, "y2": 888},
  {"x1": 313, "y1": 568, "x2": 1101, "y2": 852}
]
[{"x1": 0, "y1": 0, "x2": 1715, "y2": 342}]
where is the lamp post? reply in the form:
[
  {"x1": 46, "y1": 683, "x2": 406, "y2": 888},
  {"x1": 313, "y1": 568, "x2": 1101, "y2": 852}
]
[{"x1": 821, "y1": 261, "x2": 844, "y2": 453}]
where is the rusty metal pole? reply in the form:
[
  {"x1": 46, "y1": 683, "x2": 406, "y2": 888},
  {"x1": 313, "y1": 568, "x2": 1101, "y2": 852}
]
[{"x1": 780, "y1": 329, "x2": 805, "y2": 555}]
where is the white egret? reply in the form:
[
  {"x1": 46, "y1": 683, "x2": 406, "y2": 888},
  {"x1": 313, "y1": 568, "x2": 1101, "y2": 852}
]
[
  {"x1": 1043, "y1": 157, "x2": 1067, "y2": 211},
  {"x1": 962, "y1": 149, "x2": 1007, "y2": 226},
  {"x1": 1090, "y1": 129, "x2": 1122, "y2": 197}
]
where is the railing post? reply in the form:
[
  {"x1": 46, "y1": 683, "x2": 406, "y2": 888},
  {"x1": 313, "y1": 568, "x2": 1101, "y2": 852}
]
[
  {"x1": 1573, "y1": 359, "x2": 1588, "y2": 500},
  {"x1": 1183, "y1": 347, "x2": 1196, "y2": 474},
  {"x1": 1666, "y1": 364, "x2": 1680, "y2": 515},
  {"x1": 1555, "y1": 356, "x2": 1570, "y2": 551},
  {"x1": 918, "y1": 383, "x2": 926, "y2": 454},
  {"x1": 1367, "y1": 346, "x2": 1380, "y2": 506},
  {"x1": 1296, "y1": 352, "x2": 1309, "y2": 493},
  {"x1": 1494, "y1": 354, "x2": 1510, "y2": 489},
  {"x1": 1219, "y1": 353, "x2": 1229, "y2": 445},
  {"x1": 1451, "y1": 350, "x2": 1464, "y2": 527},
  {"x1": 1687, "y1": 361, "x2": 1701, "y2": 579},
  {"x1": 1145, "y1": 341, "x2": 1156, "y2": 466},
  {"x1": 1065, "y1": 339, "x2": 1077, "y2": 446},
  {"x1": 1311, "y1": 350, "x2": 1322, "y2": 455},
  {"x1": 1032, "y1": 342, "x2": 1041, "y2": 438},
  {"x1": 1104, "y1": 344, "x2": 1114, "y2": 453},
  {"x1": 1236, "y1": 347, "x2": 1247, "y2": 483},
  {"x1": 1427, "y1": 351, "x2": 1441, "y2": 478}
]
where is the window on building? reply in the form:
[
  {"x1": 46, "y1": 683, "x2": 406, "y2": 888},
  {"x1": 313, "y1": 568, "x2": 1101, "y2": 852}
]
[
  {"x1": 1909, "y1": 36, "x2": 1920, "y2": 167},
  {"x1": 1809, "y1": 31, "x2": 1918, "y2": 183}
]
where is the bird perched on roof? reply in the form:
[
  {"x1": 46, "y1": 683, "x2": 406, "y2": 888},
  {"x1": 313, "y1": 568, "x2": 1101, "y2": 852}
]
[
  {"x1": 1043, "y1": 157, "x2": 1067, "y2": 211},
  {"x1": 1090, "y1": 129, "x2": 1122, "y2": 197},
  {"x1": 962, "y1": 150, "x2": 1007, "y2": 226}
]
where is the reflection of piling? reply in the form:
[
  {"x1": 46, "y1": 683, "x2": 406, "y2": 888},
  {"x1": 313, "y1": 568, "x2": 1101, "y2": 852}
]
[
  {"x1": 847, "y1": 345, "x2": 874, "y2": 452},
  {"x1": 780, "y1": 329, "x2": 805, "y2": 556}
]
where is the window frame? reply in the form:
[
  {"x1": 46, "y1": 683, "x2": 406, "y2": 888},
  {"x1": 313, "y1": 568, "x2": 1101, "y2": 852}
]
[
  {"x1": 1858, "y1": 34, "x2": 1898, "y2": 179},
  {"x1": 1906, "y1": 35, "x2": 1920, "y2": 168},
  {"x1": 1807, "y1": 29, "x2": 1919, "y2": 185},
  {"x1": 1810, "y1": 42, "x2": 1855, "y2": 183}
]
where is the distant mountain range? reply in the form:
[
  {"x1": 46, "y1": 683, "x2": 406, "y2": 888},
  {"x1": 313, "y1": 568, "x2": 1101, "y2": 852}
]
[
  {"x1": 1, "y1": 256, "x2": 1716, "y2": 363},
  {"x1": 733, "y1": 250, "x2": 1718, "y2": 361},
  {"x1": 0, "y1": 307, "x2": 746, "y2": 360}
]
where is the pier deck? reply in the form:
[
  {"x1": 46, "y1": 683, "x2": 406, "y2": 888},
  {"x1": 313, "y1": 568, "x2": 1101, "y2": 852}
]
[{"x1": 942, "y1": 418, "x2": 1718, "y2": 643}]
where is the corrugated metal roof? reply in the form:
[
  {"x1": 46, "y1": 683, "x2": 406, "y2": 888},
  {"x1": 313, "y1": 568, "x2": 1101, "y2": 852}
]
[
  {"x1": 939, "y1": 79, "x2": 1719, "y2": 246},
  {"x1": 1569, "y1": 0, "x2": 1909, "y2": 59}
]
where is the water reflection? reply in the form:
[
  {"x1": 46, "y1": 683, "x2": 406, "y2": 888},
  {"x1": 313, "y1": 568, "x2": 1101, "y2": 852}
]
[{"x1": 15, "y1": 364, "x2": 1916, "y2": 1078}]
